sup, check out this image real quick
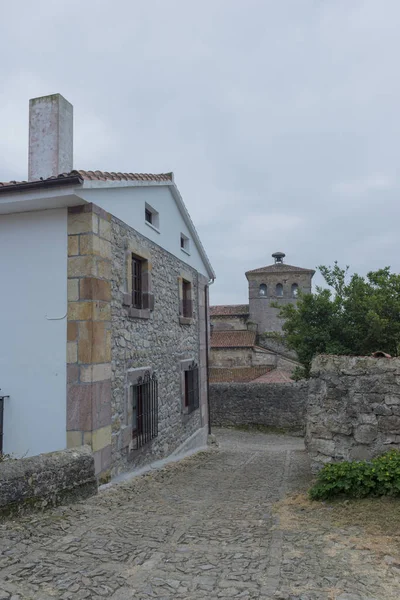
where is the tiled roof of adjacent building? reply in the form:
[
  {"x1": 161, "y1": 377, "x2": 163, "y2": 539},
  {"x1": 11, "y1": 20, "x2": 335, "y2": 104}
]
[
  {"x1": 246, "y1": 263, "x2": 315, "y2": 275},
  {"x1": 210, "y1": 304, "x2": 249, "y2": 317},
  {"x1": 210, "y1": 330, "x2": 256, "y2": 348},
  {"x1": 210, "y1": 366, "x2": 274, "y2": 383},
  {"x1": 0, "y1": 169, "x2": 173, "y2": 188},
  {"x1": 251, "y1": 368, "x2": 294, "y2": 383}
]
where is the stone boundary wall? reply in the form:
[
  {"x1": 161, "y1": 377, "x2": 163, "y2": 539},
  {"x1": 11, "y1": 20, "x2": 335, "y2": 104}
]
[
  {"x1": 306, "y1": 355, "x2": 400, "y2": 472},
  {"x1": 210, "y1": 382, "x2": 307, "y2": 433},
  {"x1": 0, "y1": 446, "x2": 97, "y2": 517}
]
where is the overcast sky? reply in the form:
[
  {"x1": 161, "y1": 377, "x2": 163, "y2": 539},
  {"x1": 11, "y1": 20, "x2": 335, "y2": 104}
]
[{"x1": 1, "y1": 0, "x2": 399, "y2": 305}]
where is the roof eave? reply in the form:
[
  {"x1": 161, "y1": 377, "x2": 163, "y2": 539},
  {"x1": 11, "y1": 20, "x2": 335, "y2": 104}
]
[
  {"x1": 0, "y1": 174, "x2": 83, "y2": 195},
  {"x1": 0, "y1": 179, "x2": 88, "y2": 215}
]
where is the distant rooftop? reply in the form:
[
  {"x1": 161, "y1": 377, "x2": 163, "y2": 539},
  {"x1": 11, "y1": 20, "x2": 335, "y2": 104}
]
[
  {"x1": 210, "y1": 304, "x2": 249, "y2": 317},
  {"x1": 210, "y1": 330, "x2": 255, "y2": 348}
]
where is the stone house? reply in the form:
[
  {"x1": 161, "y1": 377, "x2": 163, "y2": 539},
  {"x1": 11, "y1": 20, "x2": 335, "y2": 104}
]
[
  {"x1": 210, "y1": 252, "x2": 314, "y2": 382},
  {"x1": 0, "y1": 94, "x2": 215, "y2": 478}
]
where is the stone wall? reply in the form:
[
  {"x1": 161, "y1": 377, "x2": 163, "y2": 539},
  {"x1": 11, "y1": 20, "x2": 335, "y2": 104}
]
[
  {"x1": 110, "y1": 216, "x2": 208, "y2": 476},
  {"x1": 0, "y1": 446, "x2": 97, "y2": 517},
  {"x1": 210, "y1": 382, "x2": 307, "y2": 432},
  {"x1": 306, "y1": 355, "x2": 400, "y2": 472},
  {"x1": 211, "y1": 315, "x2": 249, "y2": 331},
  {"x1": 210, "y1": 347, "x2": 255, "y2": 368}
]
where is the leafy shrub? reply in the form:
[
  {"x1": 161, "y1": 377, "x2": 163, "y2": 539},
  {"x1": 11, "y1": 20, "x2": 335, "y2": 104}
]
[
  {"x1": 291, "y1": 366, "x2": 308, "y2": 381},
  {"x1": 309, "y1": 450, "x2": 400, "y2": 500}
]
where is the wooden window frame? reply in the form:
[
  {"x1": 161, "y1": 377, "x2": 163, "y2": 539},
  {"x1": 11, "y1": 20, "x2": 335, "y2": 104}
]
[
  {"x1": 179, "y1": 276, "x2": 193, "y2": 325},
  {"x1": 144, "y1": 203, "x2": 160, "y2": 231},
  {"x1": 180, "y1": 359, "x2": 199, "y2": 416},
  {"x1": 182, "y1": 280, "x2": 191, "y2": 317},
  {"x1": 180, "y1": 233, "x2": 190, "y2": 254},
  {"x1": 123, "y1": 250, "x2": 154, "y2": 319}
]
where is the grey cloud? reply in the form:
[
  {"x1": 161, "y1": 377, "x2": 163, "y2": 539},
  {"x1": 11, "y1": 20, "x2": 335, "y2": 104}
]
[{"x1": 1, "y1": 0, "x2": 399, "y2": 305}]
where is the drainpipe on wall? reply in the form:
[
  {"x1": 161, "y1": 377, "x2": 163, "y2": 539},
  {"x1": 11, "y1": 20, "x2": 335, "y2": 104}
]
[{"x1": 205, "y1": 281, "x2": 213, "y2": 435}]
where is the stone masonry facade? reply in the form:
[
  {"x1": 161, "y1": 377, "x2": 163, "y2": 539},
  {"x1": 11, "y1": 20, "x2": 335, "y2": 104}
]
[
  {"x1": 306, "y1": 354, "x2": 400, "y2": 472},
  {"x1": 66, "y1": 204, "x2": 112, "y2": 478},
  {"x1": 66, "y1": 204, "x2": 209, "y2": 479},
  {"x1": 110, "y1": 216, "x2": 209, "y2": 476}
]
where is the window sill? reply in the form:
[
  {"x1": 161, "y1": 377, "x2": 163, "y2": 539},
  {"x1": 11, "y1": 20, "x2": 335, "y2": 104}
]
[
  {"x1": 128, "y1": 307, "x2": 151, "y2": 320},
  {"x1": 179, "y1": 316, "x2": 193, "y2": 325},
  {"x1": 180, "y1": 247, "x2": 191, "y2": 256},
  {"x1": 145, "y1": 221, "x2": 160, "y2": 234},
  {"x1": 182, "y1": 406, "x2": 199, "y2": 421}
]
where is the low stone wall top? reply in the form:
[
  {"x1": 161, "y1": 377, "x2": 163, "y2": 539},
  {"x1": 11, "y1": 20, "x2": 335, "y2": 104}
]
[
  {"x1": 307, "y1": 354, "x2": 400, "y2": 472},
  {"x1": 210, "y1": 382, "x2": 307, "y2": 433},
  {"x1": 0, "y1": 445, "x2": 97, "y2": 517}
]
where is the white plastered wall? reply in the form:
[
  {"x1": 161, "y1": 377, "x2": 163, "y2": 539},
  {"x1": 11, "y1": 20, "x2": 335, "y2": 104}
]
[{"x1": 0, "y1": 208, "x2": 67, "y2": 457}]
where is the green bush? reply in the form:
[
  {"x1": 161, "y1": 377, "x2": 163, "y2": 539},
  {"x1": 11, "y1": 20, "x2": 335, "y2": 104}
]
[{"x1": 309, "y1": 450, "x2": 400, "y2": 500}]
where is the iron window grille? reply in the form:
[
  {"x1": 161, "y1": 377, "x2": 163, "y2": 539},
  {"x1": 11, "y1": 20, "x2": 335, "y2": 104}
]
[
  {"x1": 132, "y1": 255, "x2": 143, "y2": 309},
  {"x1": 131, "y1": 371, "x2": 158, "y2": 450},
  {"x1": 184, "y1": 362, "x2": 199, "y2": 414},
  {"x1": 0, "y1": 390, "x2": 9, "y2": 455}
]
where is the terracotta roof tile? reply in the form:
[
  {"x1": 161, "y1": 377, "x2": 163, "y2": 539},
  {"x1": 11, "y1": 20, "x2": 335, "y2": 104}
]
[
  {"x1": 246, "y1": 263, "x2": 315, "y2": 275},
  {"x1": 0, "y1": 169, "x2": 173, "y2": 188},
  {"x1": 251, "y1": 368, "x2": 294, "y2": 383},
  {"x1": 211, "y1": 330, "x2": 256, "y2": 348},
  {"x1": 210, "y1": 366, "x2": 273, "y2": 383},
  {"x1": 210, "y1": 304, "x2": 249, "y2": 317}
]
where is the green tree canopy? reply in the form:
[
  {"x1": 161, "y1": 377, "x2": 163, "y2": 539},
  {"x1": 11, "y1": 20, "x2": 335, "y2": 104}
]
[{"x1": 278, "y1": 263, "x2": 400, "y2": 377}]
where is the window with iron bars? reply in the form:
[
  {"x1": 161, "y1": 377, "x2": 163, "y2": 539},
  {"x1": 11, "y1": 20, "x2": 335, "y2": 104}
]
[
  {"x1": 131, "y1": 371, "x2": 158, "y2": 450},
  {"x1": 132, "y1": 255, "x2": 143, "y2": 309},
  {"x1": 184, "y1": 362, "x2": 199, "y2": 414}
]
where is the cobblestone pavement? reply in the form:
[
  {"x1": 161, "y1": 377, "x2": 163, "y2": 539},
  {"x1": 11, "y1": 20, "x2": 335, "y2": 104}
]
[{"x1": 0, "y1": 429, "x2": 399, "y2": 599}]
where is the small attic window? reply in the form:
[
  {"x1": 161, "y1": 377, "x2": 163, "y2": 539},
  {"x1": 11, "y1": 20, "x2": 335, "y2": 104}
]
[
  {"x1": 145, "y1": 203, "x2": 160, "y2": 231},
  {"x1": 180, "y1": 233, "x2": 190, "y2": 254}
]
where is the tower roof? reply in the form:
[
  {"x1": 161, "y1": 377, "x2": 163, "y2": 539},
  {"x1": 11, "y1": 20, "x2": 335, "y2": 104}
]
[
  {"x1": 246, "y1": 263, "x2": 315, "y2": 275},
  {"x1": 245, "y1": 252, "x2": 315, "y2": 277}
]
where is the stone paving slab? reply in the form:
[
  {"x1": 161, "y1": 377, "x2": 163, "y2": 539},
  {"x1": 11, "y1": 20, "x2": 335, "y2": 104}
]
[{"x1": 0, "y1": 429, "x2": 399, "y2": 599}]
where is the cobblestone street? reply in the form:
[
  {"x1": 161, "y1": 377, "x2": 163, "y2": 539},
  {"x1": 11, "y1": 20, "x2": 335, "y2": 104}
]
[{"x1": 0, "y1": 429, "x2": 400, "y2": 599}]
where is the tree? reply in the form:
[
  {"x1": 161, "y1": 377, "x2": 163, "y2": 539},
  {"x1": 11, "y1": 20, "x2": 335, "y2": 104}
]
[{"x1": 277, "y1": 263, "x2": 400, "y2": 377}]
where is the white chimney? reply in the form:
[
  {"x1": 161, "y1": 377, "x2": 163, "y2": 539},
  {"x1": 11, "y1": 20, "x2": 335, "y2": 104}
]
[{"x1": 28, "y1": 93, "x2": 73, "y2": 181}]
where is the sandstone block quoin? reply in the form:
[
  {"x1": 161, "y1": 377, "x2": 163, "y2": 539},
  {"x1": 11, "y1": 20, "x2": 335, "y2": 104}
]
[{"x1": 306, "y1": 354, "x2": 400, "y2": 472}]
